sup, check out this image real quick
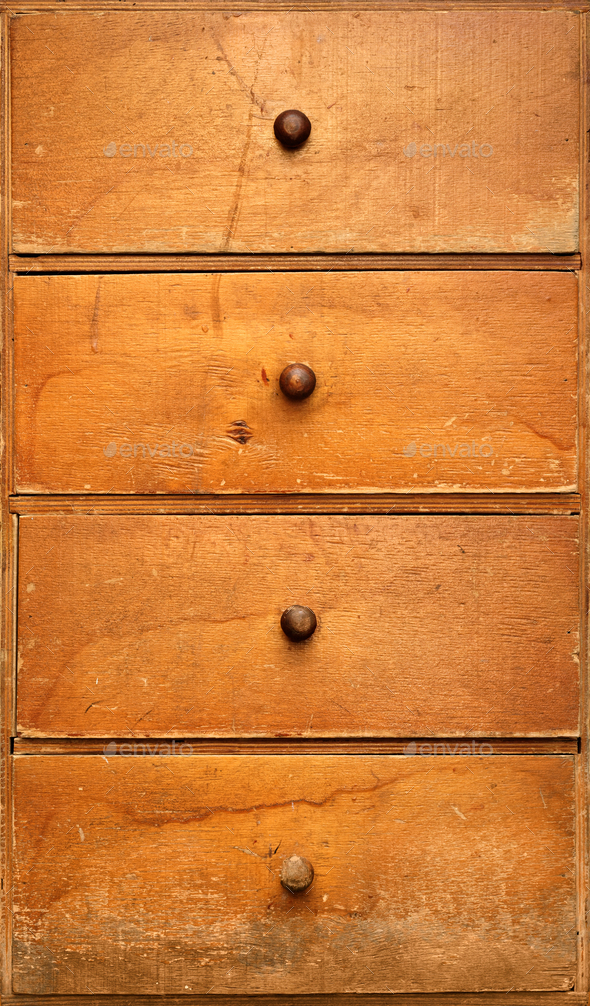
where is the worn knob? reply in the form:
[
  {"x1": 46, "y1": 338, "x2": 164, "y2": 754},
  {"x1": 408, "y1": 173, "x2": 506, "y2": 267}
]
[
  {"x1": 279, "y1": 363, "x2": 316, "y2": 401},
  {"x1": 280, "y1": 854, "x2": 314, "y2": 892},
  {"x1": 274, "y1": 110, "x2": 312, "y2": 148},
  {"x1": 281, "y1": 604, "x2": 317, "y2": 642}
]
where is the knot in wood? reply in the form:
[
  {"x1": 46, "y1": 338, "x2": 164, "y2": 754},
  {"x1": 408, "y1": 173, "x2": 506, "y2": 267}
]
[{"x1": 227, "y1": 419, "x2": 253, "y2": 444}]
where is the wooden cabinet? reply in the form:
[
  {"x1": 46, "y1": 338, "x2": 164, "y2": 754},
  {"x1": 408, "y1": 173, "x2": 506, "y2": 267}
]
[{"x1": 2, "y1": 3, "x2": 588, "y2": 1006}]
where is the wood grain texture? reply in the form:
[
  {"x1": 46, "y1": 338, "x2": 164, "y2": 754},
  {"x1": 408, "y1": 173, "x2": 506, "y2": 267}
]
[
  {"x1": 1, "y1": 8, "x2": 16, "y2": 994},
  {"x1": 575, "y1": 13, "x2": 590, "y2": 994},
  {"x1": 13, "y1": 271, "x2": 578, "y2": 494},
  {"x1": 5, "y1": 1, "x2": 590, "y2": 8},
  {"x1": 16, "y1": 515, "x2": 580, "y2": 738},
  {"x1": 10, "y1": 11, "x2": 579, "y2": 254},
  {"x1": 11, "y1": 754, "x2": 576, "y2": 994},
  {"x1": 8, "y1": 493, "x2": 583, "y2": 515},
  {"x1": 13, "y1": 738, "x2": 579, "y2": 756},
  {"x1": 10, "y1": 752, "x2": 575, "y2": 993},
  {"x1": 4, "y1": 0, "x2": 590, "y2": 7},
  {"x1": 7, "y1": 254, "x2": 583, "y2": 273},
  {"x1": 2, "y1": 998, "x2": 589, "y2": 1006}
]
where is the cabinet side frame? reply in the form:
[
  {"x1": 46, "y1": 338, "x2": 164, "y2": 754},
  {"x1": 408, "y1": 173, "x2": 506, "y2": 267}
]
[
  {"x1": 576, "y1": 9, "x2": 589, "y2": 996},
  {"x1": 1, "y1": 5, "x2": 15, "y2": 996}
]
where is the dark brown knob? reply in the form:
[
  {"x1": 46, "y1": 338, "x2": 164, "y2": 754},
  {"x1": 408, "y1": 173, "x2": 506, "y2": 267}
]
[
  {"x1": 280, "y1": 854, "x2": 314, "y2": 892},
  {"x1": 281, "y1": 604, "x2": 317, "y2": 642},
  {"x1": 279, "y1": 363, "x2": 316, "y2": 401},
  {"x1": 274, "y1": 110, "x2": 312, "y2": 148}
]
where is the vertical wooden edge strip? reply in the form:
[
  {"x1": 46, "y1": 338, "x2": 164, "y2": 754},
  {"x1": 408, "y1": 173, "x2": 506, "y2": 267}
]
[
  {"x1": 1, "y1": 7, "x2": 13, "y2": 995},
  {"x1": 3, "y1": 8, "x2": 12, "y2": 501},
  {"x1": 2, "y1": 517, "x2": 16, "y2": 996},
  {"x1": 577, "y1": 10, "x2": 589, "y2": 996}
]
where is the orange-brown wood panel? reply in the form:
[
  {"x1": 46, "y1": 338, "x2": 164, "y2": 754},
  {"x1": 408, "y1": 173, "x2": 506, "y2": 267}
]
[
  {"x1": 12, "y1": 754, "x2": 576, "y2": 994},
  {"x1": 16, "y1": 515, "x2": 580, "y2": 738},
  {"x1": 2, "y1": 1000, "x2": 589, "y2": 1006},
  {"x1": 13, "y1": 271, "x2": 578, "y2": 494},
  {"x1": 10, "y1": 11, "x2": 579, "y2": 254}
]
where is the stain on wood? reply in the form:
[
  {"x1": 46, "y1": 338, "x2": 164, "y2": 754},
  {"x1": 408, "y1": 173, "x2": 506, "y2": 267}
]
[
  {"x1": 10, "y1": 12, "x2": 579, "y2": 253},
  {"x1": 16, "y1": 515, "x2": 579, "y2": 738},
  {"x1": 13, "y1": 271, "x2": 578, "y2": 494},
  {"x1": 11, "y1": 755, "x2": 576, "y2": 994}
]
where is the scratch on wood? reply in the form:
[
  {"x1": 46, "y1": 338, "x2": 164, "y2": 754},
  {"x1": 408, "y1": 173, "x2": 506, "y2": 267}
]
[
  {"x1": 223, "y1": 107, "x2": 254, "y2": 250},
  {"x1": 212, "y1": 35, "x2": 267, "y2": 250},
  {"x1": 213, "y1": 35, "x2": 269, "y2": 115},
  {"x1": 90, "y1": 278, "x2": 102, "y2": 353}
]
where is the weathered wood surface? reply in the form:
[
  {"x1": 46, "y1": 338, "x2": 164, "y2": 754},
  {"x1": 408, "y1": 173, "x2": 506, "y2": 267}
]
[
  {"x1": 7, "y1": 493, "x2": 583, "y2": 516},
  {"x1": 3, "y1": 997, "x2": 589, "y2": 1006},
  {"x1": 7, "y1": 254, "x2": 584, "y2": 273},
  {"x1": 10, "y1": 12, "x2": 579, "y2": 254},
  {"x1": 12, "y1": 754, "x2": 576, "y2": 994},
  {"x1": 13, "y1": 271, "x2": 578, "y2": 494},
  {"x1": 2, "y1": 7, "x2": 16, "y2": 995},
  {"x1": 4, "y1": 0, "x2": 589, "y2": 8},
  {"x1": 13, "y1": 738, "x2": 579, "y2": 756},
  {"x1": 17, "y1": 515, "x2": 579, "y2": 738}
]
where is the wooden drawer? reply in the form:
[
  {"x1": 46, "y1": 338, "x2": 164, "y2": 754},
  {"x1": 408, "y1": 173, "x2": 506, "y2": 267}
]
[
  {"x1": 10, "y1": 11, "x2": 579, "y2": 255},
  {"x1": 13, "y1": 271, "x2": 577, "y2": 494},
  {"x1": 17, "y1": 515, "x2": 579, "y2": 738},
  {"x1": 12, "y1": 754, "x2": 576, "y2": 994}
]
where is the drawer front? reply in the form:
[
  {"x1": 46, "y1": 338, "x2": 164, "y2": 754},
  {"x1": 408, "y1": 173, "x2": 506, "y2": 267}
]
[
  {"x1": 12, "y1": 754, "x2": 576, "y2": 994},
  {"x1": 14, "y1": 271, "x2": 577, "y2": 494},
  {"x1": 11, "y1": 11, "x2": 579, "y2": 254},
  {"x1": 17, "y1": 515, "x2": 579, "y2": 738}
]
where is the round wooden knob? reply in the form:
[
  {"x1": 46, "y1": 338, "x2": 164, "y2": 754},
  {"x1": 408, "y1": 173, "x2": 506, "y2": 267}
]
[
  {"x1": 274, "y1": 110, "x2": 312, "y2": 148},
  {"x1": 280, "y1": 854, "x2": 314, "y2": 892},
  {"x1": 279, "y1": 363, "x2": 316, "y2": 401},
  {"x1": 280, "y1": 605, "x2": 317, "y2": 642}
]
